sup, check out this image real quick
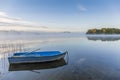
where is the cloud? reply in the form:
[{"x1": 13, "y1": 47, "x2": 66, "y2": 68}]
[
  {"x1": 78, "y1": 5, "x2": 87, "y2": 11},
  {"x1": 0, "y1": 11, "x2": 8, "y2": 17},
  {"x1": 0, "y1": 11, "x2": 50, "y2": 31},
  {"x1": 0, "y1": 11, "x2": 76, "y2": 32},
  {"x1": 0, "y1": 12, "x2": 38, "y2": 27}
]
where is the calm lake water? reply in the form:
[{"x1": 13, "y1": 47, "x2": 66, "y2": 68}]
[{"x1": 1, "y1": 35, "x2": 120, "y2": 80}]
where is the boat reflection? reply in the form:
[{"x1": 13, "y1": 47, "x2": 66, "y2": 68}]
[
  {"x1": 87, "y1": 35, "x2": 120, "y2": 41},
  {"x1": 9, "y1": 59, "x2": 67, "y2": 71}
]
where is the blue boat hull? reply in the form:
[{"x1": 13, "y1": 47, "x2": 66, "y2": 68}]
[{"x1": 8, "y1": 51, "x2": 67, "y2": 64}]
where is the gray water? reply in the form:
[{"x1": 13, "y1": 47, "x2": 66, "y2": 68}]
[{"x1": 0, "y1": 36, "x2": 120, "y2": 80}]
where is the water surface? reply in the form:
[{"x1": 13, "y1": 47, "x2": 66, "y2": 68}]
[{"x1": 0, "y1": 36, "x2": 120, "y2": 80}]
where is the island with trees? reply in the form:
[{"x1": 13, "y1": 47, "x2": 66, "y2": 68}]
[{"x1": 86, "y1": 28, "x2": 120, "y2": 34}]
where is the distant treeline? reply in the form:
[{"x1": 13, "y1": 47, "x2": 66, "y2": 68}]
[{"x1": 86, "y1": 28, "x2": 120, "y2": 34}]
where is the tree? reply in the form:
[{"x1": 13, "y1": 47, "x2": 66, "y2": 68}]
[{"x1": 86, "y1": 28, "x2": 120, "y2": 34}]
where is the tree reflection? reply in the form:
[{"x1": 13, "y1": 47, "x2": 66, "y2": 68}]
[{"x1": 87, "y1": 35, "x2": 120, "y2": 41}]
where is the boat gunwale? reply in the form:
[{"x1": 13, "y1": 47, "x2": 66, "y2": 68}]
[{"x1": 9, "y1": 51, "x2": 67, "y2": 58}]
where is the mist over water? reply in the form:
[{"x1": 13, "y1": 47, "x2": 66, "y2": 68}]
[{"x1": 0, "y1": 32, "x2": 84, "y2": 40}]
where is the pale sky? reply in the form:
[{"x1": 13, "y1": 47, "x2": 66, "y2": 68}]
[{"x1": 0, "y1": 0, "x2": 120, "y2": 32}]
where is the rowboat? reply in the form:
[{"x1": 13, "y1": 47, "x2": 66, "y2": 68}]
[
  {"x1": 8, "y1": 51, "x2": 68, "y2": 64},
  {"x1": 9, "y1": 58, "x2": 66, "y2": 71}
]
